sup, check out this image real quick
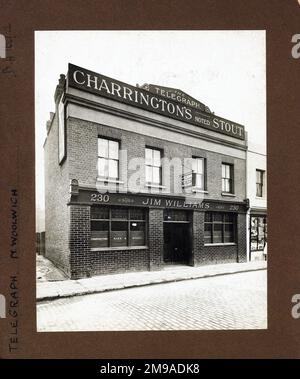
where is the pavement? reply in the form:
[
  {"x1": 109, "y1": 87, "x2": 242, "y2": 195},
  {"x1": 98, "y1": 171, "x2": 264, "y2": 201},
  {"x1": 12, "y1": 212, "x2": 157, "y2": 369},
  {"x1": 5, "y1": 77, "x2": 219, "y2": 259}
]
[
  {"x1": 36, "y1": 255, "x2": 68, "y2": 282},
  {"x1": 36, "y1": 258, "x2": 267, "y2": 302},
  {"x1": 37, "y1": 270, "x2": 267, "y2": 331}
]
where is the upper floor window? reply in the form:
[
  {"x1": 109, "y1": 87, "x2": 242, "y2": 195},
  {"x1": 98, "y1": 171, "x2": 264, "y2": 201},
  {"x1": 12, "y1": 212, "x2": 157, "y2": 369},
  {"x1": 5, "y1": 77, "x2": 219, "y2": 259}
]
[
  {"x1": 145, "y1": 147, "x2": 162, "y2": 185},
  {"x1": 256, "y1": 169, "x2": 265, "y2": 197},
  {"x1": 222, "y1": 163, "x2": 234, "y2": 193},
  {"x1": 98, "y1": 137, "x2": 119, "y2": 180},
  {"x1": 192, "y1": 157, "x2": 206, "y2": 190}
]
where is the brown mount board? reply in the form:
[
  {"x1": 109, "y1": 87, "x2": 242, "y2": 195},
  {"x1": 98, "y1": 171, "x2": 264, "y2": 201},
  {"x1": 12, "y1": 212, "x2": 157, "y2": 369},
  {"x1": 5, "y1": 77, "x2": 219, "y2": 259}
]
[{"x1": 0, "y1": 0, "x2": 300, "y2": 359}]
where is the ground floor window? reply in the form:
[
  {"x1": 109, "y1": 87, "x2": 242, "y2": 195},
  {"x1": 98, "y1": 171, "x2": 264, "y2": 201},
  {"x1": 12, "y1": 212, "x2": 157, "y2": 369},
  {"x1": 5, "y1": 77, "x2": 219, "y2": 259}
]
[
  {"x1": 250, "y1": 215, "x2": 267, "y2": 251},
  {"x1": 204, "y1": 212, "x2": 236, "y2": 244},
  {"x1": 91, "y1": 206, "x2": 147, "y2": 249}
]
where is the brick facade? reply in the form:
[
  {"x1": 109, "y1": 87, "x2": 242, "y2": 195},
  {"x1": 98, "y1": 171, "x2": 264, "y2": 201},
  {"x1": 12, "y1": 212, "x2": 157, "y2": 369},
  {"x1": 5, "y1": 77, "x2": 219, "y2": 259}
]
[
  {"x1": 44, "y1": 70, "x2": 248, "y2": 279},
  {"x1": 44, "y1": 109, "x2": 70, "y2": 276},
  {"x1": 90, "y1": 249, "x2": 149, "y2": 276}
]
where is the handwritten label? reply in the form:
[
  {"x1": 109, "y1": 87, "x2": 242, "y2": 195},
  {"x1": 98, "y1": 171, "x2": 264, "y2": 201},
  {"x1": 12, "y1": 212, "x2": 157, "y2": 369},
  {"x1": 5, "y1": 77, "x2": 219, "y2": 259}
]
[{"x1": 0, "y1": 24, "x2": 16, "y2": 76}]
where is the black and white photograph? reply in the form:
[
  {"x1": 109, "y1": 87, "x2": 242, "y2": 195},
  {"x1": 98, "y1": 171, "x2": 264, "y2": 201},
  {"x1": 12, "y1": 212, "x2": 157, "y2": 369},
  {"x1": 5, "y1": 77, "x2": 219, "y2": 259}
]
[{"x1": 35, "y1": 30, "x2": 267, "y2": 331}]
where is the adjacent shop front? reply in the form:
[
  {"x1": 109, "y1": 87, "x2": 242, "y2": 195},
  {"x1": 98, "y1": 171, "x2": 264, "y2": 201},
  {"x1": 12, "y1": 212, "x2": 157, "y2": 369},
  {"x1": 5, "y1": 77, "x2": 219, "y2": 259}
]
[{"x1": 249, "y1": 209, "x2": 267, "y2": 261}]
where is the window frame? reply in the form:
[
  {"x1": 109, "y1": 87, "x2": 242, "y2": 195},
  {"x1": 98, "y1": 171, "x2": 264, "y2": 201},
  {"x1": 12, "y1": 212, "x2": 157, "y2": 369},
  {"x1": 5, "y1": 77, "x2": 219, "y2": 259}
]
[
  {"x1": 90, "y1": 206, "x2": 148, "y2": 250},
  {"x1": 250, "y1": 215, "x2": 267, "y2": 251},
  {"x1": 97, "y1": 137, "x2": 120, "y2": 181},
  {"x1": 256, "y1": 169, "x2": 264, "y2": 198},
  {"x1": 145, "y1": 147, "x2": 163, "y2": 186},
  {"x1": 192, "y1": 156, "x2": 206, "y2": 190},
  {"x1": 222, "y1": 163, "x2": 234, "y2": 194},
  {"x1": 204, "y1": 212, "x2": 236, "y2": 245}
]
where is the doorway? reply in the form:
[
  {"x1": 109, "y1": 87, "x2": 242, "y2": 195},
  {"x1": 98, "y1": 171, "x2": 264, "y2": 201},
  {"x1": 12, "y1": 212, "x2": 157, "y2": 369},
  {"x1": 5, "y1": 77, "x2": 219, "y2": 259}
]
[{"x1": 163, "y1": 222, "x2": 191, "y2": 264}]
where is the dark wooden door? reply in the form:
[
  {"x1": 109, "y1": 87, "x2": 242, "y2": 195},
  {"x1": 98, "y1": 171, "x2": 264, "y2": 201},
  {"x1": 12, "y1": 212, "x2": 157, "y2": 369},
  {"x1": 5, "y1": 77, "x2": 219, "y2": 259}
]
[{"x1": 163, "y1": 223, "x2": 190, "y2": 264}]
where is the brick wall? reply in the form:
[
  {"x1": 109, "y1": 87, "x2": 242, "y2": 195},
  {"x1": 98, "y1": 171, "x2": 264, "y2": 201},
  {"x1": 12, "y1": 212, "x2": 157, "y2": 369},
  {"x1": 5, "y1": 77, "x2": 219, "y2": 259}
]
[
  {"x1": 90, "y1": 249, "x2": 149, "y2": 276},
  {"x1": 201, "y1": 245, "x2": 238, "y2": 265},
  {"x1": 192, "y1": 211, "x2": 204, "y2": 265},
  {"x1": 44, "y1": 112, "x2": 70, "y2": 276},
  {"x1": 69, "y1": 205, "x2": 91, "y2": 279},
  {"x1": 67, "y1": 116, "x2": 246, "y2": 201},
  {"x1": 148, "y1": 208, "x2": 164, "y2": 270}
]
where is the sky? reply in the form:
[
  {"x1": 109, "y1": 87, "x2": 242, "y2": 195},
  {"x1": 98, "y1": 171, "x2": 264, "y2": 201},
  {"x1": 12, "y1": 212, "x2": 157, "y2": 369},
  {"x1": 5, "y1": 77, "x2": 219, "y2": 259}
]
[{"x1": 35, "y1": 30, "x2": 266, "y2": 231}]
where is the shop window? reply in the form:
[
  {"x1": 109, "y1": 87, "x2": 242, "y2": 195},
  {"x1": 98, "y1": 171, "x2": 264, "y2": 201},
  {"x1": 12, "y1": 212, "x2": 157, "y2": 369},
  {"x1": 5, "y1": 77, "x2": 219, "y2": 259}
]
[
  {"x1": 130, "y1": 208, "x2": 146, "y2": 220},
  {"x1": 250, "y1": 216, "x2": 267, "y2": 251},
  {"x1": 204, "y1": 212, "x2": 212, "y2": 222},
  {"x1": 192, "y1": 157, "x2": 206, "y2": 190},
  {"x1": 145, "y1": 147, "x2": 162, "y2": 185},
  {"x1": 90, "y1": 206, "x2": 147, "y2": 249},
  {"x1": 91, "y1": 206, "x2": 109, "y2": 219},
  {"x1": 222, "y1": 163, "x2": 234, "y2": 193},
  {"x1": 130, "y1": 222, "x2": 146, "y2": 246},
  {"x1": 224, "y1": 223, "x2": 234, "y2": 243},
  {"x1": 204, "y1": 223, "x2": 212, "y2": 244},
  {"x1": 90, "y1": 221, "x2": 109, "y2": 248},
  {"x1": 204, "y1": 212, "x2": 236, "y2": 244},
  {"x1": 256, "y1": 169, "x2": 265, "y2": 197},
  {"x1": 111, "y1": 221, "x2": 128, "y2": 247},
  {"x1": 111, "y1": 208, "x2": 128, "y2": 219},
  {"x1": 213, "y1": 223, "x2": 223, "y2": 243},
  {"x1": 98, "y1": 137, "x2": 119, "y2": 180}
]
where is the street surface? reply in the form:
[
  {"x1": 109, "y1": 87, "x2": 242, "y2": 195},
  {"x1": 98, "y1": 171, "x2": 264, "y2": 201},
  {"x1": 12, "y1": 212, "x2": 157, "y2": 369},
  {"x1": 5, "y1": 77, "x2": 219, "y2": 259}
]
[{"x1": 37, "y1": 270, "x2": 267, "y2": 331}]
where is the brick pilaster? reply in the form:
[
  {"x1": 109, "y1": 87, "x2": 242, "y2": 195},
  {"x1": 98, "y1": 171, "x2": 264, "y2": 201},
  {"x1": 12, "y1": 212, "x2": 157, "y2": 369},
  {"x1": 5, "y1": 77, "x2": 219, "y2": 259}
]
[
  {"x1": 69, "y1": 204, "x2": 91, "y2": 279},
  {"x1": 148, "y1": 208, "x2": 164, "y2": 270},
  {"x1": 237, "y1": 212, "x2": 247, "y2": 262},
  {"x1": 192, "y1": 211, "x2": 204, "y2": 265}
]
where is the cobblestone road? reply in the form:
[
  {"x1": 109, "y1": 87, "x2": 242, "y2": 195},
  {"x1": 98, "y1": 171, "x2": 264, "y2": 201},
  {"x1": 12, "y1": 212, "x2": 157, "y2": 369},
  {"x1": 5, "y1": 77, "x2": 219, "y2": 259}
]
[{"x1": 37, "y1": 270, "x2": 267, "y2": 331}]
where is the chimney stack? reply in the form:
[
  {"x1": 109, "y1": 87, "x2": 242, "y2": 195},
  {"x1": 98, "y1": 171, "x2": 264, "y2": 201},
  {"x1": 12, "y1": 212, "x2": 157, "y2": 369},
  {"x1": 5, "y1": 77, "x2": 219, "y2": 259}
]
[{"x1": 54, "y1": 74, "x2": 66, "y2": 104}]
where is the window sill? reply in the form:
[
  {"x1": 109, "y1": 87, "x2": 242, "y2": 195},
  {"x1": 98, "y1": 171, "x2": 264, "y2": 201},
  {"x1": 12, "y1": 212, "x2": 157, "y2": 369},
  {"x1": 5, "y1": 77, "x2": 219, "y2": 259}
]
[
  {"x1": 255, "y1": 196, "x2": 265, "y2": 200},
  {"x1": 204, "y1": 243, "x2": 236, "y2": 247},
  {"x1": 145, "y1": 184, "x2": 166, "y2": 189},
  {"x1": 221, "y1": 192, "x2": 236, "y2": 197},
  {"x1": 192, "y1": 188, "x2": 208, "y2": 194},
  {"x1": 97, "y1": 178, "x2": 124, "y2": 184},
  {"x1": 90, "y1": 246, "x2": 149, "y2": 252}
]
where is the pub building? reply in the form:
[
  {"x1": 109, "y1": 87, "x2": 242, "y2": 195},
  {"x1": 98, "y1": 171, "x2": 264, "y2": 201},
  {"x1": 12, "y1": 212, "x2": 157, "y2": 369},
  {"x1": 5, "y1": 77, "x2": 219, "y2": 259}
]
[{"x1": 44, "y1": 63, "x2": 249, "y2": 279}]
